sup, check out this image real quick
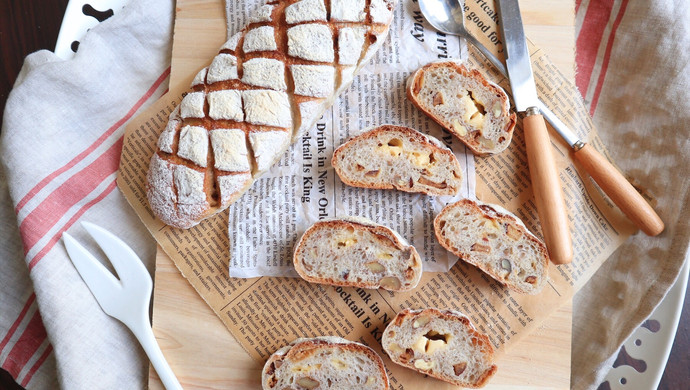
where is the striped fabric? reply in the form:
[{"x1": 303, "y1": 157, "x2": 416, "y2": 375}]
[
  {"x1": 0, "y1": 0, "x2": 173, "y2": 388},
  {"x1": 575, "y1": 0, "x2": 630, "y2": 116},
  {"x1": 573, "y1": 1, "x2": 690, "y2": 389},
  {"x1": 0, "y1": 294, "x2": 51, "y2": 388},
  {"x1": 1, "y1": 66, "x2": 169, "y2": 384}
]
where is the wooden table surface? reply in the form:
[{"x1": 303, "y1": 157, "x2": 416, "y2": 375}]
[{"x1": 0, "y1": 1, "x2": 687, "y2": 389}]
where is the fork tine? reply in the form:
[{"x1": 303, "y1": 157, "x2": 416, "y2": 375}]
[
  {"x1": 81, "y1": 222, "x2": 152, "y2": 291},
  {"x1": 62, "y1": 232, "x2": 121, "y2": 307}
]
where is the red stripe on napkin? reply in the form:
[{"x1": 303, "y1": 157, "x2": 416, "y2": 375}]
[
  {"x1": 589, "y1": 0, "x2": 629, "y2": 116},
  {"x1": 13, "y1": 179, "x2": 118, "y2": 380},
  {"x1": 575, "y1": 0, "x2": 615, "y2": 96},
  {"x1": 28, "y1": 177, "x2": 119, "y2": 270},
  {"x1": 14, "y1": 67, "x2": 170, "y2": 214},
  {"x1": 20, "y1": 139, "x2": 123, "y2": 257},
  {"x1": 3, "y1": 178, "x2": 118, "y2": 380},
  {"x1": 2, "y1": 312, "x2": 47, "y2": 379},
  {"x1": 20, "y1": 345, "x2": 53, "y2": 387},
  {"x1": 0, "y1": 294, "x2": 35, "y2": 354}
]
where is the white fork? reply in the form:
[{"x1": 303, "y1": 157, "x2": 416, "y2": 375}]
[{"x1": 62, "y1": 222, "x2": 183, "y2": 390}]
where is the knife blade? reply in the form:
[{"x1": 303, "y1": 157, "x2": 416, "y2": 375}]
[{"x1": 496, "y1": 0, "x2": 573, "y2": 264}]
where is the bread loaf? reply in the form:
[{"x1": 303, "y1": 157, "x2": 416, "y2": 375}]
[
  {"x1": 293, "y1": 217, "x2": 422, "y2": 292},
  {"x1": 331, "y1": 125, "x2": 463, "y2": 195},
  {"x1": 382, "y1": 308, "x2": 497, "y2": 388},
  {"x1": 407, "y1": 61, "x2": 516, "y2": 155},
  {"x1": 147, "y1": 0, "x2": 398, "y2": 229},
  {"x1": 262, "y1": 336, "x2": 389, "y2": 389},
  {"x1": 434, "y1": 199, "x2": 548, "y2": 294}
]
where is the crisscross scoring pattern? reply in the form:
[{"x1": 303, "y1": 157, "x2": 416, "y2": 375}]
[{"x1": 147, "y1": 0, "x2": 397, "y2": 229}]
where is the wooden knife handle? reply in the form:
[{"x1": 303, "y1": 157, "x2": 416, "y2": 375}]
[
  {"x1": 572, "y1": 143, "x2": 664, "y2": 236},
  {"x1": 523, "y1": 113, "x2": 573, "y2": 264}
]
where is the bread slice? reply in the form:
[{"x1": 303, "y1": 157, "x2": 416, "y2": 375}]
[
  {"x1": 262, "y1": 336, "x2": 389, "y2": 389},
  {"x1": 381, "y1": 308, "x2": 497, "y2": 388},
  {"x1": 293, "y1": 217, "x2": 422, "y2": 292},
  {"x1": 407, "y1": 61, "x2": 516, "y2": 155},
  {"x1": 331, "y1": 125, "x2": 463, "y2": 195},
  {"x1": 147, "y1": 0, "x2": 399, "y2": 229},
  {"x1": 434, "y1": 199, "x2": 548, "y2": 294}
]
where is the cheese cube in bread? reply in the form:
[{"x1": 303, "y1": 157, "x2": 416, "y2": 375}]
[
  {"x1": 434, "y1": 199, "x2": 549, "y2": 294},
  {"x1": 293, "y1": 217, "x2": 422, "y2": 292},
  {"x1": 262, "y1": 337, "x2": 389, "y2": 389},
  {"x1": 332, "y1": 125, "x2": 463, "y2": 196},
  {"x1": 382, "y1": 308, "x2": 497, "y2": 388},
  {"x1": 407, "y1": 61, "x2": 516, "y2": 155}
]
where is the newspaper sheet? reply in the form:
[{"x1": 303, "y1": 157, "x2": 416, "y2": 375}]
[
  {"x1": 225, "y1": 0, "x2": 474, "y2": 277},
  {"x1": 117, "y1": 0, "x2": 640, "y2": 388}
]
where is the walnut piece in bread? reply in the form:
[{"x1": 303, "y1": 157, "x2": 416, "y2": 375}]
[
  {"x1": 382, "y1": 308, "x2": 497, "y2": 388},
  {"x1": 293, "y1": 217, "x2": 422, "y2": 292},
  {"x1": 407, "y1": 61, "x2": 516, "y2": 155},
  {"x1": 262, "y1": 336, "x2": 390, "y2": 389},
  {"x1": 147, "y1": 0, "x2": 398, "y2": 229},
  {"x1": 434, "y1": 199, "x2": 549, "y2": 294},
  {"x1": 331, "y1": 125, "x2": 463, "y2": 196}
]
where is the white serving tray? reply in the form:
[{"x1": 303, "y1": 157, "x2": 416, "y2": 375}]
[
  {"x1": 54, "y1": 0, "x2": 130, "y2": 59},
  {"x1": 602, "y1": 257, "x2": 689, "y2": 389}
]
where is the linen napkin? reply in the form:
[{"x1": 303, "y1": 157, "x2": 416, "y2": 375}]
[
  {"x1": 0, "y1": 0, "x2": 172, "y2": 388},
  {"x1": 0, "y1": 0, "x2": 688, "y2": 389},
  {"x1": 571, "y1": 0, "x2": 690, "y2": 388}
]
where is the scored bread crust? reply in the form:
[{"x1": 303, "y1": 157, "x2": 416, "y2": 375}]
[
  {"x1": 293, "y1": 217, "x2": 423, "y2": 292},
  {"x1": 382, "y1": 308, "x2": 497, "y2": 388},
  {"x1": 147, "y1": 0, "x2": 398, "y2": 229},
  {"x1": 434, "y1": 199, "x2": 549, "y2": 294},
  {"x1": 331, "y1": 125, "x2": 463, "y2": 195},
  {"x1": 406, "y1": 61, "x2": 516, "y2": 156},
  {"x1": 262, "y1": 336, "x2": 390, "y2": 389}
]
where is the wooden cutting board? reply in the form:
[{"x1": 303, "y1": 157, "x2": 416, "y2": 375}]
[{"x1": 148, "y1": 0, "x2": 575, "y2": 388}]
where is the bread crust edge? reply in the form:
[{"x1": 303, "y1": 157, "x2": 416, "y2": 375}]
[
  {"x1": 262, "y1": 337, "x2": 390, "y2": 390},
  {"x1": 293, "y1": 218, "x2": 423, "y2": 292},
  {"x1": 331, "y1": 124, "x2": 463, "y2": 196},
  {"x1": 383, "y1": 308, "x2": 498, "y2": 388},
  {"x1": 433, "y1": 199, "x2": 549, "y2": 294},
  {"x1": 406, "y1": 61, "x2": 517, "y2": 156}
]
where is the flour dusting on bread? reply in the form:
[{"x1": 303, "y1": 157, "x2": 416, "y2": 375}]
[{"x1": 147, "y1": 0, "x2": 398, "y2": 229}]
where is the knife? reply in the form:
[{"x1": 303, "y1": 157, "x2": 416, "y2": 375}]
[
  {"x1": 435, "y1": 3, "x2": 664, "y2": 238},
  {"x1": 496, "y1": 0, "x2": 573, "y2": 264},
  {"x1": 495, "y1": 0, "x2": 664, "y2": 243}
]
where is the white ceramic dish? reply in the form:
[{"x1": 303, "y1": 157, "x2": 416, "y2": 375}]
[
  {"x1": 603, "y1": 257, "x2": 689, "y2": 389},
  {"x1": 54, "y1": 0, "x2": 130, "y2": 60}
]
